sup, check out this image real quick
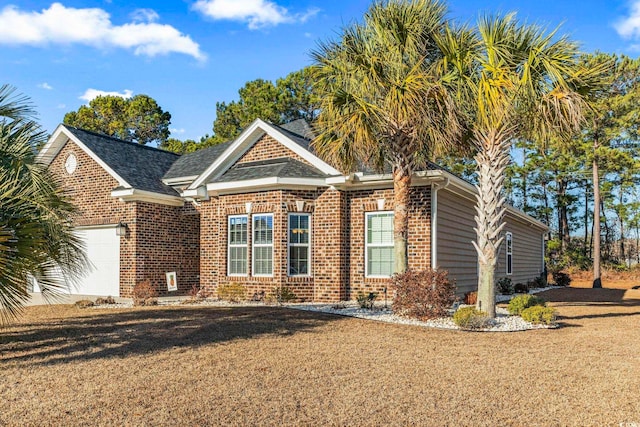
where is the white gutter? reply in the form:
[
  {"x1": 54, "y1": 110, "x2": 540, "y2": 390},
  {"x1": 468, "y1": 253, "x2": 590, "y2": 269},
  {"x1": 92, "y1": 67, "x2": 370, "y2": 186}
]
[
  {"x1": 430, "y1": 177, "x2": 450, "y2": 270},
  {"x1": 111, "y1": 188, "x2": 184, "y2": 207}
]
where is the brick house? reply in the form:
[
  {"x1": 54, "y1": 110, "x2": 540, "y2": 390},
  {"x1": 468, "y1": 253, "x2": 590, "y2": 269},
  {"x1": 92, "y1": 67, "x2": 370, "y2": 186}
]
[{"x1": 36, "y1": 119, "x2": 548, "y2": 301}]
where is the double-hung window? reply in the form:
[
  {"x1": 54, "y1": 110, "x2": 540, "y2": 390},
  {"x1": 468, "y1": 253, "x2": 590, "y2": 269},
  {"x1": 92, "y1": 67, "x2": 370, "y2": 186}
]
[
  {"x1": 252, "y1": 214, "x2": 274, "y2": 276},
  {"x1": 365, "y1": 211, "x2": 394, "y2": 277},
  {"x1": 228, "y1": 215, "x2": 248, "y2": 275},
  {"x1": 288, "y1": 213, "x2": 311, "y2": 276},
  {"x1": 506, "y1": 232, "x2": 513, "y2": 275}
]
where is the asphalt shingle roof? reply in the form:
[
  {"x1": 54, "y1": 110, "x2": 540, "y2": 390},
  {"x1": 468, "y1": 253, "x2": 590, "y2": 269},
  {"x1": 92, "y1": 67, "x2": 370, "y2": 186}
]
[
  {"x1": 215, "y1": 157, "x2": 327, "y2": 183},
  {"x1": 162, "y1": 141, "x2": 232, "y2": 180},
  {"x1": 64, "y1": 126, "x2": 180, "y2": 196}
]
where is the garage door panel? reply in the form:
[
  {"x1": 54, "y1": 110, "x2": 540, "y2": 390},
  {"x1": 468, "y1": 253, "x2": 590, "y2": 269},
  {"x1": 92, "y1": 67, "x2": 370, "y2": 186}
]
[{"x1": 74, "y1": 227, "x2": 120, "y2": 296}]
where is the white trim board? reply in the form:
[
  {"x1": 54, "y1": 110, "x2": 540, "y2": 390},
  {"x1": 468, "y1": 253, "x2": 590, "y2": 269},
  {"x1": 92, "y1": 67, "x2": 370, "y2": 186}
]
[{"x1": 189, "y1": 119, "x2": 342, "y2": 190}]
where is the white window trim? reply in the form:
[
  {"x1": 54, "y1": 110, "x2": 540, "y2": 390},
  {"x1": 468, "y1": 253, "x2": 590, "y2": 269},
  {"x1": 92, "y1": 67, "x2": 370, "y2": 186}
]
[
  {"x1": 228, "y1": 214, "x2": 248, "y2": 277},
  {"x1": 252, "y1": 213, "x2": 274, "y2": 277},
  {"x1": 287, "y1": 213, "x2": 312, "y2": 277},
  {"x1": 365, "y1": 211, "x2": 394, "y2": 278},
  {"x1": 506, "y1": 231, "x2": 513, "y2": 276}
]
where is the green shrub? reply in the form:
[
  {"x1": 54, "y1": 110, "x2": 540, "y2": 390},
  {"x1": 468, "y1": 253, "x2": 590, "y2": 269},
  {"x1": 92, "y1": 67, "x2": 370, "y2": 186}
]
[
  {"x1": 74, "y1": 299, "x2": 94, "y2": 308},
  {"x1": 391, "y1": 269, "x2": 457, "y2": 320},
  {"x1": 217, "y1": 282, "x2": 246, "y2": 302},
  {"x1": 356, "y1": 291, "x2": 378, "y2": 309},
  {"x1": 552, "y1": 271, "x2": 571, "y2": 287},
  {"x1": 268, "y1": 286, "x2": 297, "y2": 304},
  {"x1": 521, "y1": 305, "x2": 556, "y2": 325},
  {"x1": 497, "y1": 277, "x2": 514, "y2": 295},
  {"x1": 507, "y1": 294, "x2": 546, "y2": 315},
  {"x1": 452, "y1": 306, "x2": 493, "y2": 330}
]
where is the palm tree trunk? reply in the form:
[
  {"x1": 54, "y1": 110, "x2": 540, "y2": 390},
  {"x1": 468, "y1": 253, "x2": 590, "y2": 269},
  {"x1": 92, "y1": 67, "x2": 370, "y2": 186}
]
[
  {"x1": 593, "y1": 155, "x2": 602, "y2": 288},
  {"x1": 473, "y1": 128, "x2": 510, "y2": 318},
  {"x1": 393, "y1": 168, "x2": 411, "y2": 274}
]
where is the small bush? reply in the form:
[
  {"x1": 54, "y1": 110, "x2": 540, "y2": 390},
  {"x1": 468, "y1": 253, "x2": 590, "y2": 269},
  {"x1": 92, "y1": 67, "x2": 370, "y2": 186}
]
[
  {"x1": 507, "y1": 294, "x2": 546, "y2": 315},
  {"x1": 521, "y1": 305, "x2": 557, "y2": 325},
  {"x1": 531, "y1": 275, "x2": 547, "y2": 289},
  {"x1": 552, "y1": 271, "x2": 571, "y2": 287},
  {"x1": 514, "y1": 282, "x2": 529, "y2": 294},
  {"x1": 391, "y1": 269, "x2": 456, "y2": 320},
  {"x1": 133, "y1": 280, "x2": 158, "y2": 306},
  {"x1": 497, "y1": 277, "x2": 514, "y2": 295},
  {"x1": 74, "y1": 299, "x2": 94, "y2": 308},
  {"x1": 217, "y1": 282, "x2": 246, "y2": 302},
  {"x1": 356, "y1": 291, "x2": 377, "y2": 309},
  {"x1": 453, "y1": 306, "x2": 493, "y2": 330},
  {"x1": 272, "y1": 286, "x2": 297, "y2": 303},
  {"x1": 464, "y1": 291, "x2": 477, "y2": 305},
  {"x1": 95, "y1": 296, "x2": 115, "y2": 305}
]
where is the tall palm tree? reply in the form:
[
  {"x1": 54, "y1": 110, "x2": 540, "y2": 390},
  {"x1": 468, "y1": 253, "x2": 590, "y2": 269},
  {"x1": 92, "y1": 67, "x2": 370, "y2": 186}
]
[
  {"x1": 311, "y1": 0, "x2": 463, "y2": 274},
  {"x1": 0, "y1": 85, "x2": 87, "y2": 323},
  {"x1": 439, "y1": 15, "x2": 590, "y2": 317}
]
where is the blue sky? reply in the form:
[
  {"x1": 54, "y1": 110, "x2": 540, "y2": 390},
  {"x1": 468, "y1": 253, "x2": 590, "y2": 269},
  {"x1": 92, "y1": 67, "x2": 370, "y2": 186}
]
[{"x1": 1, "y1": 0, "x2": 640, "y2": 142}]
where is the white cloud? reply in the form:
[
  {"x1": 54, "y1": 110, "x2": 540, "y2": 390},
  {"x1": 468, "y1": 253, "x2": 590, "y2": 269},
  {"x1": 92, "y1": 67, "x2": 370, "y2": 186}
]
[
  {"x1": 615, "y1": 1, "x2": 640, "y2": 39},
  {"x1": 130, "y1": 8, "x2": 159, "y2": 23},
  {"x1": 0, "y1": 3, "x2": 205, "y2": 60},
  {"x1": 38, "y1": 82, "x2": 53, "y2": 90},
  {"x1": 170, "y1": 127, "x2": 186, "y2": 134},
  {"x1": 79, "y1": 88, "x2": 133, "y2": 102},
  {"x1": 193, "y1": 0, "x2": 319, "y2": 30}
]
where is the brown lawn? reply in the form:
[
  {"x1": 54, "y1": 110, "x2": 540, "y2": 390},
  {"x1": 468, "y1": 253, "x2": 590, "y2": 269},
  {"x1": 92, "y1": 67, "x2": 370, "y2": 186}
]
[{"x1": 2, "y1": 287, "x2": 640, "y2": 427}]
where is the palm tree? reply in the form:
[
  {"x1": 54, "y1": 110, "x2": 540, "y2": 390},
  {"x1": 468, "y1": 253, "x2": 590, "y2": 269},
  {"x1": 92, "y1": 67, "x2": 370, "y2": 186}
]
[
  {"x1": 311, "y1": 0, "x2": 462, "y2": 274},
  {"x1": 439, "y1": 15, "x2": 590, "y2": 317},
  {"x1": 0, "y1": 85, "x2": 87, "y2": 323}
]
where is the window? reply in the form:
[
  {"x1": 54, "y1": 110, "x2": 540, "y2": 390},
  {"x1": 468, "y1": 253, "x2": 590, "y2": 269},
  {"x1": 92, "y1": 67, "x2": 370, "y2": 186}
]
[
  {"x1": 289, "y1": 214, "x2": 311, "y2": 276},
  {"x1": 228, "y1": 215, "x2": 248, "y2": 276},
  {"x1": 252, "y1": 214, "x2": 273, "y2": 276},
  {"x1": 506, "y1": 232, "x2": 513, "y2": 275},
  {"x1": 365, "y1": 211, "x2": 394, "y2": 277}
]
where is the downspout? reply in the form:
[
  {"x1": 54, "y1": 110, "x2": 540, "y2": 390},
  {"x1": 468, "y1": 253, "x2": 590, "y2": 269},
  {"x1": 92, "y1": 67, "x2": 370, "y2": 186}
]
[{"x1": 431, "y1": 177, "x2": 450, "y2": 270}]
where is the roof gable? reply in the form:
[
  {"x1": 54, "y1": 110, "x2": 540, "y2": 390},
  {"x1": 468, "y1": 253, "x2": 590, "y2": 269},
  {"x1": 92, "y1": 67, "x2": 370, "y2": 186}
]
[
  {"x1": 188, "y1": 119, "x2": 341, "y2": 190},
  {"x1": 38, "y1": 125, "x2": 180, "y2": 197}
]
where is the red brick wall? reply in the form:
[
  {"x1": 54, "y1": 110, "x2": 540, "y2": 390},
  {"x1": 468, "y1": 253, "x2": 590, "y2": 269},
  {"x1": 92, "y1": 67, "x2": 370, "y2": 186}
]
[
  {"x1": 235, "y1": 134, "x2": 312, "y2": 167},
  {"x1": 197, "y1": 188, "x2": 349, "y2": 302},
  {"x1": 130, "y1": 203, "x2": 200, "y2": 297},
  {"x1": 48, "y1": 141, "x2": 137, "y2": 294},
  {"x1": 347, "y1": 186, "x2": 431, "y2": 298},
  {"x1": 48, "y1": 140, "x2": 200, "y2": 298}
]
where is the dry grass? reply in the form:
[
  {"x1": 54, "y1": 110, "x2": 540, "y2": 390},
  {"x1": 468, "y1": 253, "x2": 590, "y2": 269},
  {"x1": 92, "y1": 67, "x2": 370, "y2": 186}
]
[{"x1": 2, "y1": 287, "x2": 640, "y2": 426}]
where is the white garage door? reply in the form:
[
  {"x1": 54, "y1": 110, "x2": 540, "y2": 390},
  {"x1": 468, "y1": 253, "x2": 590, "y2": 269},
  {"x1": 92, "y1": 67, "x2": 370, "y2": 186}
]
[
  {"x1": 30, "y1": 226, "x2": 120, "y2": 296},
  {"x1": 71, "y1": 227, "x2": 121, "y2": 296}
]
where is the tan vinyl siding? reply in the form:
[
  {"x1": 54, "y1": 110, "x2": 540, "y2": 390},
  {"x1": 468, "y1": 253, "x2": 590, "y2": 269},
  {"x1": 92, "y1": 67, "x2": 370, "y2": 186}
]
[
  {"x1": 435, "y1": 188, "x2": 478, "y2": 295},
  {"x1": 436, "y1": 187, "x2": 546, "y2": 295},
  {"x1": 496, "y1": 213, "x2": 545, "y2": 285}
]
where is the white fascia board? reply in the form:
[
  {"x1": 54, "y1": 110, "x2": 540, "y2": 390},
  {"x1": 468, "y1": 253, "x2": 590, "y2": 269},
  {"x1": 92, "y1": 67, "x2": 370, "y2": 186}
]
[
  {"x1": 189, "y1": 118, "x2": 342, "y2": 190},
  {"x1": 181, "y1": 186, "x2": 208, "y2": 199},
  {"x1": 38, "y1": 125, "x2": 130, "y2": 188},
  {"x1": 206, "y1": 177, "x2": 327, "y2": 194},
  {"x1": 261, "y1": 121, "x2": 342, "y2": 176},
  {"x1": 188, "y1": 120, "x2": 265, "y2": 189},
  {"x1": 162, "y1": 175, "x2": 198, "y2": 186},
  {"x1": 111, "y1": 188, "x2": 184, "y2": 207}
]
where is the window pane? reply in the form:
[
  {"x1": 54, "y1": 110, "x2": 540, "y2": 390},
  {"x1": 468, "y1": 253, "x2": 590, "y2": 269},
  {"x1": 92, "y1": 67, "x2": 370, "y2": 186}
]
[
  {"x1": 229, "y1": 247, "x2": 247, "y2": 275},
  {"x1": 253, "y1": 215, "x2": 273, "y2": 244},
  {"x1": 289, "y1": 214, "x2": 310, "y2": 244},
  {"x1": 254, "y1": 246, "x2": 273, "y2": 275},
  {"x1": 289, "y1": 246, "x2": 309, "y2": 275},
  {"x1": 229, "y1": 216, "x2": 247, "y2": 244},
  {"x1": 368, "y1": 247, "x2": 393, "y2": 276},
  {"x1": 367, "y1": 213, "x2": 393, "y2": 244}
]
